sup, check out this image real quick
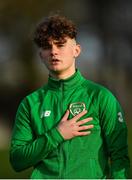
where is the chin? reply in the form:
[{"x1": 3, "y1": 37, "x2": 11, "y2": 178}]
[
  {"x1": 49, "y1": 66, "x2": 63, "y2": 71},
  {"x1": 50, "y1": 68, "x2": 62, "y2": 74}
]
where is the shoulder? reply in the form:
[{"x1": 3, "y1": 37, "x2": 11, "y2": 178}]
[
  {"x1": 82, "y1": 78, "x2": 118, "y2": 105},
  {"x1": 83, "y1": 79, "x2": 114, "y2": 96}
]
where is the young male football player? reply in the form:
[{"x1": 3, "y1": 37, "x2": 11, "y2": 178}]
[{"x1": 10, "y1": 14, "x2": 130, "y2": 179}]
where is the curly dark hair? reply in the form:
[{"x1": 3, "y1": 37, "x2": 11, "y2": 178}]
[{"x1": 33, "y1": 15, "x2": 77, "y2": 48}]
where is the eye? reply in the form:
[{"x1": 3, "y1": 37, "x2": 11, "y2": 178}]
[
  {"x1": 57, "y1": 44, "x2": 65, "y2": 48},
  {"x1": 42, "y1": 44, "x2": 52, "y2": 50}
]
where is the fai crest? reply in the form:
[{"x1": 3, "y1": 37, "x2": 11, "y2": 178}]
[{"x1": 69, "y1": 102, "x2": 86, "y2": 116}]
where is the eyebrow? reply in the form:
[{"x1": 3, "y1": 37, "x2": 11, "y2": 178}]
[
  {"x1": 53, "y1": 39, "x2": 67, "y2": 44},
  {"x1": 41, "y1": 41, "x2": 66, "y2": 49},
  {"x1": 54, "y1": 41, "x2": 66, "y2": 45}
]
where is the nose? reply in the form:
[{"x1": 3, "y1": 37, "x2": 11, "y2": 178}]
[{"x1": 50, "y1": 44, "x2": 58, "y2": 56}]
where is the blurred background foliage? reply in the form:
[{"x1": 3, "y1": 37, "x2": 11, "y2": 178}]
[{"x1": 0, "y1": 0, "x2": 132, "y2": 178}]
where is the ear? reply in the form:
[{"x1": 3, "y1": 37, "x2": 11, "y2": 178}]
[{"x1": 74, "y1": 44, "x2": 81, "y2": 58}]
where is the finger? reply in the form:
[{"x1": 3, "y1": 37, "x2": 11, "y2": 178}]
[
  {"x1": 76, "y1": 117, "x2": 93, "y2": 126},
  {"x1": 61, "y1": 110, "x2": 69, "y2": 122},
  {"x1": 78, "y1": 124, "x2": 94, "y2": 131},
  {"x1": 72, "y1": 110, "x2": 87, "y2": 122},
  {"x1": 76, "y1": 131, "x2": 91, "y2": 136}
]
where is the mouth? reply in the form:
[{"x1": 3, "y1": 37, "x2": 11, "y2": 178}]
[
  {"x1": 50, "y1": 59, "x2": 61, "y2": 64},
  {"x1": 52, "y1": 59, "x2": 59, "y2": 62}
]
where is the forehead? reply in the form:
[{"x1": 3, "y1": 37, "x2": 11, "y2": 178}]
[{"x1": 48, "y1": 37, "x2": 75, "y2": 44}]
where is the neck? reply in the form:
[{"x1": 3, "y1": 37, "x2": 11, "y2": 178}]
[{"x1": 49, "y1": 69, "x2": 76, "y2": 80}]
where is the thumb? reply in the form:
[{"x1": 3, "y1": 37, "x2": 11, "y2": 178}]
[{"x1": 61, "y1": 110, "x2": 69, "y2": 122}]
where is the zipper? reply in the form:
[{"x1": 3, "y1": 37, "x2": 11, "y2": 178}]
[
  {"x1": 59, "y1": 81, "x2": 69, "y2": 178},
  {"x1": 60, "y1": 81, "x2": 64, "y2": 116},
  {"x1": 59, "y1": 81, "x2": 64, "y2": 178}
]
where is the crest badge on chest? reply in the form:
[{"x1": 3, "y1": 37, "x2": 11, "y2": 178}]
[{"x1": 69, "y1": 102, "x2": 86, "y2": 116}]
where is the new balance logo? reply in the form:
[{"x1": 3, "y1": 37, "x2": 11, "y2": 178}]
[{"x1": 41, "y1": 110, "x2": 51, "y2": 118}]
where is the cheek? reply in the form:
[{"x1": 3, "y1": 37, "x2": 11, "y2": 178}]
[
  {"x1": 40, "y1": 51, "x2": 49, "y2": 59},
  {"x1": 62, "y1": 48, "x2": 74, "y2": 57},
  {"x1": 40, "y1": 52, "x2": 49, "y2": 66}
]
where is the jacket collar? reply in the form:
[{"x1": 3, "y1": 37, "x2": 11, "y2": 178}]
[{"x1": 47, "y1": 69, "x2": 85, "y2": 91}]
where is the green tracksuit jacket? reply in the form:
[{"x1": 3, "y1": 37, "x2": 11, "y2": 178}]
[{"x1": 10, "y1": 70, "x2": 130, "y2": 179}]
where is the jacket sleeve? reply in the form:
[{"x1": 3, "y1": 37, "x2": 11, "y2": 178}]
[
  {"x1": 99, "y1": 88, "x2": 130, "y2": 179},
  {"x1": 10, "y1": 98, "x2": 64, "y2": 172}
]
